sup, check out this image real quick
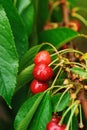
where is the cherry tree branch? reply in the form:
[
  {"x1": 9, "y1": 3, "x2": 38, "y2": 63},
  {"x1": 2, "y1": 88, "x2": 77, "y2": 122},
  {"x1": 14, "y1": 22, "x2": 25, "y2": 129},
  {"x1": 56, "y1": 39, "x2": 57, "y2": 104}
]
[{"x1": 59, "y1": 0, "x2": 69, "y2": 26}]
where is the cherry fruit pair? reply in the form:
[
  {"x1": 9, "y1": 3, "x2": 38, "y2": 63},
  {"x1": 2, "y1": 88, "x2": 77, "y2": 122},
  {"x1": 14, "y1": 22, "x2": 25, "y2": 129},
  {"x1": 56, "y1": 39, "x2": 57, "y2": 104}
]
[
  {"x1": 30, "y1": 51, "x2": 53, "y2": 94},
  {"x1": 46, "y1": 122, "x2": 66, "y2": 130},
  {"x1": 46, "y1": 115, "x2": 66, "y2": 130}
]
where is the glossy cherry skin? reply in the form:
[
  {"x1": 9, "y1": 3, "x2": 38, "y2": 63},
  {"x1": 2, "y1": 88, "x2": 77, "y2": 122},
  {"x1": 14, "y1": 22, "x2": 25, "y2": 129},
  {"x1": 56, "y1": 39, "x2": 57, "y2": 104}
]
[
  {"x1": 30, "y1": 79, "x2": 48, "y2": 94},
  {"x1": 46, "y1": 121, "x2": 66, "y2": 130},
  {"x1": 33, "y1": 63, "x2": 53, "y2": 82},
  {"x1": 61, "y1": 44, "x2": 67, "y2": 50},
  {"x1": 61, "y1": 124, "x2": 66, "y2": 129},
  {"x1": 46, "y1": 122, "x2": 60, "y2": 130},
  {"x1": 34, "y1": 51, "x2": 51, "y2": 65},
  {"x1": 51, "y1": 116, "x2": 61, "y2": 124}
]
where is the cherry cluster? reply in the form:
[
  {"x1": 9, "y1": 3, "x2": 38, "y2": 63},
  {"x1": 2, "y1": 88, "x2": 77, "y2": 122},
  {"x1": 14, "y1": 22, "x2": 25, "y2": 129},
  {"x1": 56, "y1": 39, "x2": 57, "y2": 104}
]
[
  {"x1": 30, "y1": 51, "x2": 54, "y2": 94},
  {"x1": 46, "y1": 114, "x2": 66, "y2": 130}
]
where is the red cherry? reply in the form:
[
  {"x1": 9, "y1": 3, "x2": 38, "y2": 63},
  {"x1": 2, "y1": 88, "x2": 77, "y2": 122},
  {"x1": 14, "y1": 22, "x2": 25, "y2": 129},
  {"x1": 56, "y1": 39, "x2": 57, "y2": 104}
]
[
  {"x1": 46, "y1": 121, "x2": 66, "y2": 130},
  {"x1": 34, "y1": 51, "x2": 51, "y2": 65},
  {"x1": 61, "y1": 124, "x2": 66, "y2": 129},
  {"x1": 33, "y1": 63, "x2": 53, "y2": 82},
  {"x1": 46, "y1": 122, "x2": 60, "y2": 130},
  {"x1": 30, "y1": 79, "x2": 48, "y2": 94},
  {"x1": 51, "y1": 116, "x2": 61, "y2": 124},
  {"x1": 61, "y1": 44, "x2": 67, "y2": 50},
  {"x1": 69, "y1": 20, "x2": 81, "y2": 32}
]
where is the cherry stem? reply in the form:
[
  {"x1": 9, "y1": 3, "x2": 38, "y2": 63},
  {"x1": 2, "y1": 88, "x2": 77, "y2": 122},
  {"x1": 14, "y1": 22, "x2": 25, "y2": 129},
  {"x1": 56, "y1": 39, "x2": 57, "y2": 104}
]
[
  {"x1": 70, "y1": 120, "x2": 73, "y2": 130},
  {"x1": 53, "y1": 60, "x2": 64, "y2": 70},
  {"x1": 43, "y1": 42, "x2": 58, "y2": 53},
  {"x1": 49, "y1": 58, "x2": 58, "y2": 66},
  {"x1": 54, "y1": 86, "x2": 71, "y2": 113},
  {"x1": 80, "y1": 33, "x2": 87, "y2": 39},
  {"x1": 59, "y1": 101, "x2": 78, "y2": 125},
  {"x1": 51, "y1": 85, "x2": 67, "y2": 96},
  {"x1": 65, "y1": 61, "x2": 86, "y2": 69},
  {"x1": 51, "y1": 52, "x2": 60, "y2": 57},
  {"x1": 53, "y1": 85, "x2": 67, "y2": 88},
  {"x1": 70, "y1": 100, "x2": 74, "y2": 130},
  {"x1": 72, "y1": 12, "x2": 87, "y2": 26},
  {"x1": 59, "y1": 48, "x2": 84, "y2": 56},
  {"x1": 46, "y1": 85, "x2": 67, "y2": 94},
  {"x1": 71, "y1": 7, "x2": 79, "y2": 13},
  {"x1": 79, "y1": 104, "x2": 84, "y2": 128},
  {"x1": 65, "y1": 103, "x2": 79, "y2": 130},
  {"x1": 76, "y1": 86, "x2": 82, "y2": 95},
  {"x1": 51, "y1": 48, "x2": 85, "y2": 63},
  {"x1": 50, "y1": 66, "x2": 62, "y2": 89}
]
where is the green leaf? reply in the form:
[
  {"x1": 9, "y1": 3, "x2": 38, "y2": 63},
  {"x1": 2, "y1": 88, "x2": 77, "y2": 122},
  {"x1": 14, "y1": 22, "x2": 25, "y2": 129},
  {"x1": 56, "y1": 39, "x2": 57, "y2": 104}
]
[
  {"x1": 70, "y1": 67, "x2": 87, "y2": 79},
  {"x1": 0, "y1": 6, "x2": 18, "y2": 105},
  {"x1": 51, "y1": 92, "x2": 70, "y2": 112},
  {"x1": 68, "y1": 0, "x2": 77, "y2": 5},
  {"x1": 0, "y1": 0, "x2": 29, "y2": 59},
  {"x1": 72, "y1": 115, "x2": 78, "y2": 130},
  {"x1": 55, "y1": 70, "x2": 67, "y2": 85},
  {"x1": 39, "y1": 28, "x2": 79, "y2": 49},
  {"x1": 14, "y1": 92, "x2": 45, "y2": 130},
  {"x1": 63, "y1": 111, "x2": 78, "y2": 130},
  {"x1": 19, "y1": 44, "x2": 42, "y2": 71},
  {"x1": 16, "y1": 0, "x2": 34, "y2": 35},
  {"x1": 21, "y1": 3, "x2": 34, "y2": 35},
  {"x1": 16, "y1": 0, "x2": 31, "y2": 14},
  {"x1": 37, "y1": 0, "x2": 49, "y2": 31},
  {"x1": 29, "y1": 92, "x2": 52, "y2": 130},
  {"x1": 12, "y1": 86, "x2": 29, "y2": 115},
  {"x1": 16, "y1": 64, "x2": 34, "y2": 91},
  {"x1": 52, "y1": 7, "x2": 63, "y2": 22}
]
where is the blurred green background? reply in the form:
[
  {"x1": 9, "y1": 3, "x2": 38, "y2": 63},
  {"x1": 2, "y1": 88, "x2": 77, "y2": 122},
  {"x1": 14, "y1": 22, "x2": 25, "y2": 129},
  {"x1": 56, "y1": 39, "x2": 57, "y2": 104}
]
[{"x1": 74, "y1": 0, "x2": 87, "y2": 52}]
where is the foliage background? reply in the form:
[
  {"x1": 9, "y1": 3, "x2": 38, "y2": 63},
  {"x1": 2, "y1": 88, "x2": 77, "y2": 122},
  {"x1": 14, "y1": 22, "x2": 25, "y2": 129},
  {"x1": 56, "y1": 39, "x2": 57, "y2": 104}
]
[
  {"x1": 0, "y1": 0, "x2": 87, "y2": 130},
  {"x1": 74, "y1": 0, "x2": 87, "y2": 52}
]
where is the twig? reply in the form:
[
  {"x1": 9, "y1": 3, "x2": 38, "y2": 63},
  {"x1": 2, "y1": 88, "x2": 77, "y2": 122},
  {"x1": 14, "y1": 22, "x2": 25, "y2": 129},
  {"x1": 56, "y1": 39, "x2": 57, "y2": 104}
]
[{"x1": 59, "y1": 0, "x2": 69, "y2": 26}]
